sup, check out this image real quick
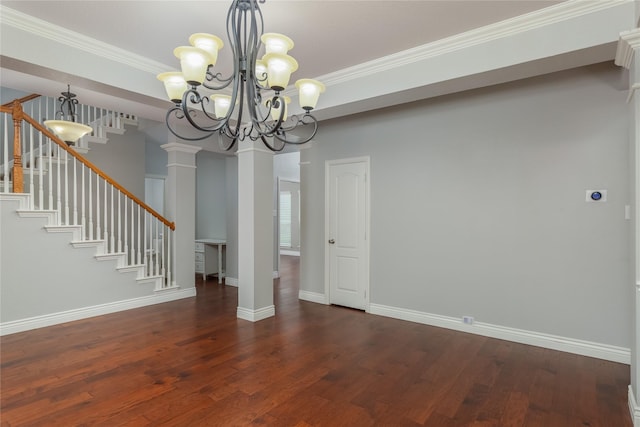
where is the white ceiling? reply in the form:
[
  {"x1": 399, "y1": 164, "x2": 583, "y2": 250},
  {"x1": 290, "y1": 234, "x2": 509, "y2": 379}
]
[
  {"x1": 1, "y1": 0, "x2": 634, "y2": 126},
  {"x1": 1, "y1": 0, "x2": 566, "y2": 79}
]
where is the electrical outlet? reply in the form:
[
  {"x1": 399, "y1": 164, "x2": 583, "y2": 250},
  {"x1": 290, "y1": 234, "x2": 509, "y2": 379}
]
[{"x1": 462, "y1": 316, "x2": 474, "y2": 325}]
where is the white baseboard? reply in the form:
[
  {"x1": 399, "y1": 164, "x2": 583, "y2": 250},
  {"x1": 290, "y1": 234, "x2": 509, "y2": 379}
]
[
  {"x1": 225, "y1": 276, "x2": 239, "y2": 287},
  {"x1": 237, "y1": 305, "x2": 275, "y2": 322},
  {"x1": 298, "y1": 290, "x2": 327, "y2": 305},
  {"x1": 0, "y1": 287, "x2": 197, "y2": 336},
  {"x1": 630, "y1": 386, "x2": 640, "y2": 427},
  {"x1": 369, "y1": 303, "x2": 630, "y2": 364}
]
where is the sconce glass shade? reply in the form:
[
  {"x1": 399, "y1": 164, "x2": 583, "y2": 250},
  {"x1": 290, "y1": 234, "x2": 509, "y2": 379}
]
[
  {"x1": 157, "y1": 72, "x2": 188, "y2": 103},
  {"x1": 261, "y1": 33, "x2": 294, "y2": 55},
  {"x1": 189, "y1": 33, "x2": 224, "y2": 66},
  {"x1": 262, "y1": 53, "x2": 298, "y2": 91},
  {"x1": 44, "y1": 120, "x2": 93, "y2": 145},
  {"x1": 255, "y1": 59, "x2": 268, "y2": 88},
  {"x1": 210, "y1": 94, "x2": 232, "y2": 118},
  {"x1": 266, "y1": 96, "x2": 290, "y2": 121},
  {"x1": 174, "y1": 46, "x2": 213, "y2": 85},
  {"x1": 295, "y1": 79, "x2": 326, "y2": 110}
]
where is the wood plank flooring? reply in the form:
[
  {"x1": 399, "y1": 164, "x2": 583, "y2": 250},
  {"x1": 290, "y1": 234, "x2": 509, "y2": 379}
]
[{"x1": 1, "y1": 256, "x2": 632, "y2": 426}]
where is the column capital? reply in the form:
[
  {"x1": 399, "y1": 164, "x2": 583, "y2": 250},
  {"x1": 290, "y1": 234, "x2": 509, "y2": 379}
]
[
  {"x1": 615, "y1": 28, "x2": 640, "y2": 70},
  {"x1": 161, "y1": 142, "x2": 203, "y2": 155}
]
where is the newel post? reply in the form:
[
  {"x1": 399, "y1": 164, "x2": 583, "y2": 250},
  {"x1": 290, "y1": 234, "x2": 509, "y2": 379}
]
[{"x1": 11, "y1": 101, "x2": 23, "y2": 193}]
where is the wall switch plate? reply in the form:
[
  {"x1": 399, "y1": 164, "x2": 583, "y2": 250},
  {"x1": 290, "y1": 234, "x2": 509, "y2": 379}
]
[
  {"x1": 586, "y1": 190, "x2": 607, "y2": 202},
  {"x1": 462, "y1": 316, "x2": 474, "y2": 325}
]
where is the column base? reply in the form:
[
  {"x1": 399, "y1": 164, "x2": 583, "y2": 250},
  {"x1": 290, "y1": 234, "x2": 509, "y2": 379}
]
[{"x1": 236, "y1": 305, "x2": 275, "y2": 322}]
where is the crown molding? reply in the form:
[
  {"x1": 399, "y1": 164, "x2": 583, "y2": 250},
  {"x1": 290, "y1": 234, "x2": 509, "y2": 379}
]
[
  {"x1": 0, "y1": 5, "x2": 173, "y2": 75},
  {"x1": 320, "y1": 0, "x2": 634, "y2": 87},
  {"x1": 615, "y1": 28, "x2": 640, "y2": 69}
]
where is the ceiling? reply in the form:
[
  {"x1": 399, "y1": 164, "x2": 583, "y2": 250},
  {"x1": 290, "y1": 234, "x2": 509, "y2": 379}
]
[
  {"x1": 1, "y1": 0, "x2": 634, "y2": 128},
  {"x1": 1, "y1": 1, "x2": 566, "y2": 80}
]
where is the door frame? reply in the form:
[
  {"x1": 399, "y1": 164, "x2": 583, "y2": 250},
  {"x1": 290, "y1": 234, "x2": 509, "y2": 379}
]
[{"x1": 324, "y1": 156, "x2": 371, "y2": 311}]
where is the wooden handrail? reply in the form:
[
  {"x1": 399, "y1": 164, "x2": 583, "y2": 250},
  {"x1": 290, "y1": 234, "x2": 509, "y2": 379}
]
[
  {"x1": 10, "y1": 108, "x2": 175, "y2": 231},
  {"x1": 2, "y1": 93, "x2": 41, "y2": 108}
]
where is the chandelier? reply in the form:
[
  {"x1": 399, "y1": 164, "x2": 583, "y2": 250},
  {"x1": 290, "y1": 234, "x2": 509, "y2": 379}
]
[
  {"x1": 158, "y1": 0, "x2": 325, "y2": 152},
  {"x1": 44, "y1": 85, "x2": 93, "y2": 146}
]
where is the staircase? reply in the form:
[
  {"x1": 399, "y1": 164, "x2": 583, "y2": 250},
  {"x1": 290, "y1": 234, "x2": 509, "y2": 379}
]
[{"x1": 0, "y1": 94, "x2": 180, "y2": 335}]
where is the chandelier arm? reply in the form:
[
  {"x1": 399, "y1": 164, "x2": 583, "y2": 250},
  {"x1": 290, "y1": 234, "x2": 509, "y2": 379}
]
[
  {"x1": 272, "y1": 114, "x2": 319, "y2": 145},
  {"x1": 165, "y1": 107, "x2": 216, "y2": 142},
  {"x1": 217, "y1": 132, "x2": 238, "y2": 152},
  {"x1": 202, "y1": 69, "x2": 235, "y2": 91},
  {"x1": 179, "y1": 89, "x2": 228, "y2": 133}
]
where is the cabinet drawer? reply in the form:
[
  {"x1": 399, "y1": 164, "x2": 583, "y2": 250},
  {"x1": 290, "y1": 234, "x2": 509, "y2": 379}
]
[
  {"x1": 195, "y1": 242, "x2": 204, "y2": 252},
  {"x1": 195, "y1": 261, "x2": 204, "y2": 273},
  {"x1": 195, "y1": 252, "x2": 204, "y2": 262}
]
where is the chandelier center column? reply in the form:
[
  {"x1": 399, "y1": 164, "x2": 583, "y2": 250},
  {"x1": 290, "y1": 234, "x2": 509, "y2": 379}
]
[{"x1": 236, "y1": 138, "x2": 275, "y2": 321}]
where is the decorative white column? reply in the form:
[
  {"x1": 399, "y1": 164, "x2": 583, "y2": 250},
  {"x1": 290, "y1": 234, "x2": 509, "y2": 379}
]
[
  {"x1": 236, "y1": 138, "x2": 275, "y2": 321},
  {"x1": 615, "y1": 27, "x2": 640, "y2": 426},
  {"x1": 161, "y1": 142, "x2": 202, "y2": 290}
]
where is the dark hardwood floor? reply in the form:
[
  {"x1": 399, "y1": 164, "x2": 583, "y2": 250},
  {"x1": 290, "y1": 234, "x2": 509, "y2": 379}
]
[{"x1": 1, "y1": 256, "x2": 632, "y2": 426}]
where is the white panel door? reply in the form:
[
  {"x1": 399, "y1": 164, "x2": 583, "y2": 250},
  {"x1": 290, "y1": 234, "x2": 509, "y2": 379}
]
[{"x1": 326, "y1": 158, "x2": 369, "y2": 310}]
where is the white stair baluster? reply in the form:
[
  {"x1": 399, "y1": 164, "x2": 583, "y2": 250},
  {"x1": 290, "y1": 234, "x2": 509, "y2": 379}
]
[
  {"x1": 81, "y1": 163, "x2": 86, "y2": 240},
  {"x1": 137, "y1": 205, "x2": 141, "y2": 265},
  {"x1": 56, "y1": 145, "x2": 62, "y2": 225},
  {"x1": 110, "y1": 184, "x2": 114, "y2": 253},
  {"x1": 123, "y1": 197, "x2": 128, "y2": 265},
  {"x1": 38, "y1": 126, "x2": 43, "y2": 209},
  {"x1": 64, "y1": 149, "x2": 69, "y2": 225},
  {"x1": 161, "y1": 225, "x2": 166, "y2": 283},
  {"x1": 117, "y1": 190, "x2": 122, "y2": 253},
  {"x1": 103, "y1": 179, "x2": 108, "y2": 251},
  {"x1": 29, "y1": 105, "x2": 34, "y2": 208},
  {"x1": 73, "y1": 158, "x2": 77, "y2": 226},
  {"x1": 166, "y1": 227, "x2": 172, "y2": 287},
  {"x1": 96, "y1": 174, "x2": 101, "y2": 241},
  {"x1": 130, "y1": 199, "x2": 135, "y2": 265},
  {"x1": 88, "y1": 169, "x2": 93, "y2": 240},
  {"x1": 154, "y1": 219, "x2": 159, "y2": 276},
  {"x1": 48, "y1": 138, "x2": 53, "y2": 209},
  {"x1": 143, "y1": 211, "x2": 148, "y2": 275}
]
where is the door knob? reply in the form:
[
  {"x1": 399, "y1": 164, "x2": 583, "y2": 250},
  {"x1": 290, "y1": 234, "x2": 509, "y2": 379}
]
[{"x1": 328, "y1": 239, "x2": 335, "y2": 244}]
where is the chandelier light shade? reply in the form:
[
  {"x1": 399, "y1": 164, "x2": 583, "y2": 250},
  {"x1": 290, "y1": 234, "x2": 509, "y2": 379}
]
[
  {"x1": 157, "y1": 72, "x2": 188, "y2": 103},
  {"x1": 44, "y1": 85, "x2": 93, "y2": 146},
  {"x1": 295, "y1": 79, "x2": 326, "y2": 110},
  {"x1": 158, "y1": 0, "x2": 325, "y2": 151}
]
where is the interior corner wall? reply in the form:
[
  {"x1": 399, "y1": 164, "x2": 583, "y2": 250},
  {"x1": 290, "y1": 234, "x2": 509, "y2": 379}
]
[
  {"x1": 225, "y1": 156, "x2": 239, "y2": 281},
  {"x1": 195, "y1": 151, "x2": 227, "y2": 240},
  {"x1": 145, "y1": 140, "x2": 168, "y2": 177},
  {"x1": 300, "y1": 62, "x2": 632, "y2": 349}
]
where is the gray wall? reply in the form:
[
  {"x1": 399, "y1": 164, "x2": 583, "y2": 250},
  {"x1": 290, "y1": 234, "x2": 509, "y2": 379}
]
[
  {"x1": 145, "y1": 139, "x2": 168, "y2": 177},
  {"x1": 85, "y1": 127, "x2": 146, "y2": 200},
  {"x1": 195, "y1": 151, "x2": 227, "y2": 239},
  {"x1": 301, "y1": 62, "x2": 631, "y2": 348}
]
